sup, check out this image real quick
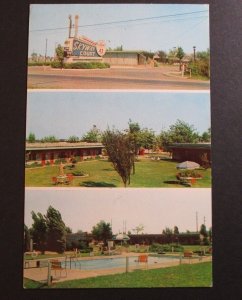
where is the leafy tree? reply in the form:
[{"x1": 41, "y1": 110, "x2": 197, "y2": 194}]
[
  {"x1": 208, "y1": 227, "x2": 212, "y2": 243},
  {"x1": 128, "y1": 120, "x2": 141, "y2": 174},
  {"x1": 176, "y1": 46, "x2": 185, "y2": 70},
  {"x1": 157, "y1": 50, "x2": 168, "y2": 63},
  {"x1": 200, "y1": 224, "x2": 208, "y2": 239},
  {"x1": 167, "y1": 119, "x2": 199, "y2": 144},
  {"x1": 102, "y1": 128, "x2": 134, "y2": 187},
  {"x1": 201, "y1": 128, "x2": 211, "y2": 142},
  {"x1": 27, "y1": 132, "x2": 36, "y2": 143},
  {"x1": 162, "y1": 227, "x2": 173, "y2": 243},
  {"x1": 188, "y1": 49, "x2": 210, "y2": 78},
  {"x1": 55, "y1": 44, "x2": 64, "y2": 67},
  {"x1": 68, "y1": 135, "x2": 79, "y2": 143},
  {"x1": 65, "y1": 226, "x2": 72, "y2": 234},
  {"x1": 31, "y1": 211, "x2": 48, "y2": 254},
  {"x1": 174, "y1": 226, "x2": 179, "y2": 235},
  {"x1": 132, "y1": 224, "x2": 144, "y2": 234},
  {"x1": 41, "y1": 135, "x2": 59, "y2": 143},
  {"x1": 91, "y1": 220, "x2": 112, "y2": 246},
  {"x1": 138, "y1": 128, "x2": 155, "y2": 150},
  {"x1": 24, "y1": 224, "x2": 31, "y2": 252},
  {"x1": 31, "y1": 52, "x2": 38, "y2": 62},
  {"x1": 82, "y1": 125, "x2": 102, "y2": 143},
  {"x1": 45, "y1": 206, "x2": 67, "y2": 253}
]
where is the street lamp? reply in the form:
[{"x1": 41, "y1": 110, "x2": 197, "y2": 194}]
[{"x1": 193, "y1": 46, "x2": 196, "y2": 61}]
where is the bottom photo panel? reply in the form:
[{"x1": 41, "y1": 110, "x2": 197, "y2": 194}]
[{"x1": 23, "y1": 188, "x2": 212, "y2": 288}]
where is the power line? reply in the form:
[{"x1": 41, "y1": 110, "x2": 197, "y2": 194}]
[{"x1": 30, "y1": 10, "x2": 208, "y2": 32}]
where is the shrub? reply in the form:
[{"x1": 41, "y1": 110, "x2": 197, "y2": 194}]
[
  {"x1": 62, "y1": 62, "x2": 110, "y2": 69},
  {"x1": 177, "y1": 171, "x2": 202, "y2": 178},
  {"x1": 51, "y1": 61, "x2": 63, "y2": 68},
  {"x1": 72, "y1": 170, "x2": 86, "y2": 176},
  {"x1": 28, "y1": 62, "x2": 51, "y2": 66}
]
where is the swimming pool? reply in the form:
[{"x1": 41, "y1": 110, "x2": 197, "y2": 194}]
[{"x1": 62, "y1": 255, "x2": 180, "y2": 271}]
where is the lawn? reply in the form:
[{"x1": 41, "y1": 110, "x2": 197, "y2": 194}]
[
  {"x1": 25, "y1": 158, "x2": 211, "y2": 187},
  {"x1": 24, "y1": 262, "x2": 212, "y2": 288}
]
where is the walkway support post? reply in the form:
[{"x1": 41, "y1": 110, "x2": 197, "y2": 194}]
[
  {"x1": 47, "y1": 260, "x2": 51, "y2": 286},
  {"x1": 126, "y1": 256, "x2": 129, "y2": 273}
]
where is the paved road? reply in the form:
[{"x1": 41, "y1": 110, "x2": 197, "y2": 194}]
[{"x1": 28, "y1": 66, "x2": 210, "y2": 90}]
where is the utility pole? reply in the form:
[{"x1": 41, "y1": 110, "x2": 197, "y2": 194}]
[
  {"x1": 45, "y1": 38, "x2": 48, "y2": 62},
  {"x1": 193, "y1": 46, "x2": 196, "y2": 62},
  {"x1": 196, "y1": 211, "x2": 198, "y2": 232}
]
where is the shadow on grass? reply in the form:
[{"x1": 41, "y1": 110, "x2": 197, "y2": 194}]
[
  {"x1": 102, "y1": 168, "x2": 114, "y2": 172},
  {"x1": 80, "y1": 181, "x2": 116, "y2": 187},
  {"x1": 163, "y1": 180, "x2": 180, "y2": 185}
]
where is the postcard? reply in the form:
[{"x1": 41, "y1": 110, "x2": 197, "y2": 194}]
[{"x1": 24, "y1": 3, "x2": 212, "y2": 289}]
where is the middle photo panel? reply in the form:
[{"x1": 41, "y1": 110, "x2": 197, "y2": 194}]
[{"x1": 25, "y1": 90, "x2": 211, "y2": 189}]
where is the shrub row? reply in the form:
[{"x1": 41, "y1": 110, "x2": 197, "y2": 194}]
[
  {"x1": 149, "y1": 243, "x2": 184, "y2": 253},
  {"x1": 51, "y1": 61, "x2": 110, "y2": 69},
  {"x1": 28, "y1": 62, "x2": 52, "y2": 66}
]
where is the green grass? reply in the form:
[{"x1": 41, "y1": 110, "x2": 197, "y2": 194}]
[
  {"x1": 24, "y1": 262, "x2": 212, "y2": 288},
  {"x1": 25, "y1": 158, "x2": 211, "y2": 187}
]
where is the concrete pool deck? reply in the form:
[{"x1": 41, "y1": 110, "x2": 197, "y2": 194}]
[{"x1": 23, "y1": 253, "x2": 212, "y2": 284}]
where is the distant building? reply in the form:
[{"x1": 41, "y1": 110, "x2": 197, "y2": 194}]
[
  {"x1": 63, "y1": 15, "x2": 147, "y2": 66},
  {"x1": 167, "y1": 143, "x2": 211, "y2": 165},
  {"x1": 25, "y1": 142, "x2": 104, "y2": 166}
]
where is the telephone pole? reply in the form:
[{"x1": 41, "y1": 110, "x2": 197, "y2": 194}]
[
  {"x1": 45, "y1": 38, "x2": 48, "y2": 62},
  {"x1": 196, "y1": 211, "x2": 198, "y2": 232}
]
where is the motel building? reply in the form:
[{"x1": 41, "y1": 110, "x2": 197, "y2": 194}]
[
  {"x1": 25, "y1": 142, "x2": 104, "y2": 166},
  {"x1": 63, "y1": 15, "x2": 147, "y2": 66},
  {"x1": 167, "y1": 143, "x2": 211, "y2": 165}
]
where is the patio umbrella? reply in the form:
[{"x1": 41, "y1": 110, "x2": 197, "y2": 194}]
[
  {"x1": 176, "y1": 161, "x2": 200, "y2": 170},
  {"x1": 114, "y1": 233, "x2": 130, "y2": 245}
]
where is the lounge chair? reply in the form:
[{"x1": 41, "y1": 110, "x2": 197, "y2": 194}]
[{"x1": 50, "y1": 259, "x2": 67, "y2": 278}]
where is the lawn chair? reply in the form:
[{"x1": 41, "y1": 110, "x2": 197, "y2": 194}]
[
  {"x1": 52, "y1": 177, "x2": 58, "y2": 185},
  {"x1": 138, "y1": 254, "x2": 148, "y2": 263},
  {"x1": 50, "y1": 259, "x2": 67, "y2": 278},
  {"x1": 183, "y1": 250, "x2": 194, "y2": 264}
]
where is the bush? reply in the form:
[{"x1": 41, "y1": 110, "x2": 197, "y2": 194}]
[
  {"x1": 72, "y1": 170, "x2": 86, "y2": 176},
  {"x1": 51, "y1": 61, "x2": 63, "y2": 68},
  {"x1": 188, "y1": 61, "x2": 209, "y2": 78},
  {"x1": 28, "y1": 62, "x2": 51, "y2": 66},
  {"x1": 62, "y1": 62, "x2": 110, "y2": 69},
  {"x1": 177, "y1": 170, "x2": 202, "y2": 178},
  {"x1": 25, "y1": 162, "x2": 42, "y2": 168}
]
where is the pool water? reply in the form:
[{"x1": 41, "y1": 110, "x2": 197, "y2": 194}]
[{"x1": 62, "y1": 256, "x2": 179, "y2": 271}]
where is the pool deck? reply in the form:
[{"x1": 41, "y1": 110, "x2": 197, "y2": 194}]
[{"x1": 23, "y1": 253, "x2": 212, "y2": 284}]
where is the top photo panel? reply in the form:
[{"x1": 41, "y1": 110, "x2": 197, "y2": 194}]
[{"x1": 28, "y1": 4, "x2": 210, "y2": 90}]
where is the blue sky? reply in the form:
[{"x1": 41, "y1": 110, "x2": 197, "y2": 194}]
[
  {"x1": 25, "y1": 188, "x2": 211, "y2": 234},
  {"x1": 28, "y1": 4, "x2": 209, "y2": 57},
  {"x1": 26, "y1": 91, "x2": 210, "y2": 139}
]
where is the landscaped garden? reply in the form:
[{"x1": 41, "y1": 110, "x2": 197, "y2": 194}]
[
  {"x1": 24, "y1": 261, "x2": 212, "y2": 288},
  {"x1": 25, "y1": 157, "x2": 211, "y2": 187}
]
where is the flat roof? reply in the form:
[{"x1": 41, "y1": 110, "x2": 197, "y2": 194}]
[
  {"x1": 26, "y1": 142, "x2": 104, "y2": 151},
  {"x1": 167, "y1": 143, "x2": 211, "y2": 150}
]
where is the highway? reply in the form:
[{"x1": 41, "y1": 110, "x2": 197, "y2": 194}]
[{"x1": 28, "y1": 66, "x2": 210, "y2": 90}]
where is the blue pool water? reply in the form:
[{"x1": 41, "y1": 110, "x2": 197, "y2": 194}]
[{"x1": 62, "y1": 256, "x2": 179, "y2": 270}]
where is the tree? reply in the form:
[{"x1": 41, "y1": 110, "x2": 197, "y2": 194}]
[
  {"x1": 41, "y1": 135, "x2": 59, "y2": 143},
  {"x1": 167, "y1": 119, "x2": 199, "y2": 144},
  {"x1": 128, "y1": 120, "x2": 141, "y2": 174},
  {"x1": 65, "y1": 226, "x2": 72, "y2": 234},
  {"x1": 31, "y1": 211, "x2": 48, "y2": 254},
  {"x1": 132, "y1": 224, "x2": 144, "y2": 234},
  {"x1": 199, "y1": 224, "x2": 208, "y2": 245},
  {"x1": 45, "y1": 206, "x2": 67, "y2": 253},
  {"x1": 162, "y1": 227, "x2": 173, "y2": 243},
  {"x1": 82, "y1": 125, "x2": 102, "y2": 143},
  {"x1": 68, "y1": 135, "x2": 79, "y2": 143},
  {"x1": 176, "y1": 46, "x2": 185, "y2": 70},
  {"x1": 157, "y1": 50, "x2": 167, "y2": 63},
  {"x1": 27, "y1": 132, "x2": 36, "y2": 143},
  {"x1": 102, "y1": 128, "x2": 134, "y2": 187},
  {"x1": 91, "y1": 220, "x2": 112, "y2": 246},
  {"x1": 31, "y1": 52, "x2": 38, "y2": 62},
  {"x1": 174, "y1": 226, "x2": 179, "y2": 235},
  {"x1": 55, "y1": 44, "x2": 64, "y2": 67},
  {"x1": 138, "y1": 128, "x2": 155, "y2": 150},
  {"x1": 201, "y1": 128, "x2": 211, "y2": 142},
  {"x1": 24, "y1": 225, "x2": 31, "y2": 252}
]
